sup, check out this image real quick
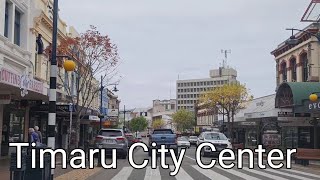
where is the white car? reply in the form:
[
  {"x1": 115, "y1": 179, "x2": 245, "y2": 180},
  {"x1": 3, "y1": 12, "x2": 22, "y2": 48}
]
[
  {"x1": 177, "y1": 136, "x2": 190, "y2": 148},
  {"x1": 197, "y1": 131, "x2": 232, "y2": 157}
]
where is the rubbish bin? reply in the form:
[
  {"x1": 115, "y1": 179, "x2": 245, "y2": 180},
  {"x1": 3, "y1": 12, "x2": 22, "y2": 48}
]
[
  {"x1": 10, "y1": 152, "x2": 27, "y2": 180},
  {"x1": 24, "y1": 147, "x2": 51, "y2": 180}
]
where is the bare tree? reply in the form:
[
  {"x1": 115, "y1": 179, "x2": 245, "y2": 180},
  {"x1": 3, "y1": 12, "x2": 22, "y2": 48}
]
[{"x1": 46, "y1": 25, "x2": 120, "y2": 148}]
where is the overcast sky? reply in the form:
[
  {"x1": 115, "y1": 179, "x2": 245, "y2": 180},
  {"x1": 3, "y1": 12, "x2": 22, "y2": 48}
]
[{"x1": 59, "y1": 0, "x2": 312, "y2": 109}]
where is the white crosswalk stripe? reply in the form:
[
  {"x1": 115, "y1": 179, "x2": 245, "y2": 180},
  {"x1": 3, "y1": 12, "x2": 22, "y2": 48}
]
[
  {"x1": 169, "y1": 165, "x2": 193, "y2": 180},
  {"x1": 215, "y1": 166, "x2": 262, "y2": 180},
  {"x1": 111, "y1": 167, "x2": 133, "y2": 180},
  {"x1": 282, "y1": 168, "x2": 320, "y2": 179},
  {"x1": 191, "y1": 165, "x2": 230, "y2": 180},
  {"x1": 144, "y1": 166, "x2": 161, "y2": 180},
  {"x1": 263, "y1": 168, "x2": 316, "y2": 180},
  {"x1": 242, "y1": 167, "x2": 290, "y2": 180},
  {"x1": 106, "y1": 165, "x2": 320, "y2": 180}
]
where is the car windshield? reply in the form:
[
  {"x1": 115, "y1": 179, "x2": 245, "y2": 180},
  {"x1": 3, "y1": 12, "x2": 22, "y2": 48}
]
[
  {"x1": 100, "y1": 130, "x2": 122, "y2": 137},
  {"x1": 152, "y1": 130, "x2": 173, "y2": 134},
  {"x1": 205, "y1": 133, "x2": 228, "y2": 140},
  {"x1": 178, "y1": 137, "x2": 188, "y2": 141}
]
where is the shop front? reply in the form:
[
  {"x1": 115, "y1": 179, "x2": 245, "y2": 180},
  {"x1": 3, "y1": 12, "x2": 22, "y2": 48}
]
[
  {"x1": 276, "y1": 82, "x2": 320, "y2": 149},
  {"x1": 0, "y1": 66, "x2": 46, "y2": 158}
]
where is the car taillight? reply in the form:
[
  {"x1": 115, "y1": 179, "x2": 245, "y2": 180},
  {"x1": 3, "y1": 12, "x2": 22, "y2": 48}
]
[
  {"x1": 116, "y1": 137, "x2": 125, "y2": 143},
  {"x1": 95, "y1": 136, "x2": 103, "y2": 143}
]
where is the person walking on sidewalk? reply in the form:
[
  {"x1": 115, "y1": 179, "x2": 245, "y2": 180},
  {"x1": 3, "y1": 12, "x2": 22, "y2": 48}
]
[
  {"x1": 34, "y1": 126, "x2": 43, "y2": 143},
  {"x1": 28, "y1": 128, "x2": 40, "y2": 146}
]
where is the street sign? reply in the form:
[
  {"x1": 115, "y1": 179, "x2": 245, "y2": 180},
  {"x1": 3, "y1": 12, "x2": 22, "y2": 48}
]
[{"x1": 69, "y1": 103, "x2": 73, "y2": 112}]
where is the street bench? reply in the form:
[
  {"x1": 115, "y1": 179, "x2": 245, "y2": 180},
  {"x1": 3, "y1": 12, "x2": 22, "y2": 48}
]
[{"x1": 294, "y1": 148, "x2": 320, "y2": 166}]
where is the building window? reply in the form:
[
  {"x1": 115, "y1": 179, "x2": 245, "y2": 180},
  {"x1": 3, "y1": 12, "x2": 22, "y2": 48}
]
[
  {"x1": 14, "y1": 10, "x2": 21, "y2": 46},
  {"x1": 281, "y1": 62, "x2": 287, "y2": 82},
  {"x1": 290, "y1": 58, "x2": 297, "y2": 81},
  {"x1": 301, "y1": 53, "x2": 308, "y2": 82},
  {"x1": 4, "y1": 1, "x2": 9, "y2": 38}
]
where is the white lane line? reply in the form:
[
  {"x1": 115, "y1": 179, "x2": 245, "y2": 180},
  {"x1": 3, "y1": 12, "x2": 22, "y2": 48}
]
[
  {"x1": 282, "y1": 169, "x2": 320, "y2": 178},
  {"x1": 216, "y1": 166, "x2": 262, "y2": 180},
  {"x1": 169, "y1": 165, "x2": 193, "y2": 180},
  {"x1": 191, "y1": 165, "x2": 230, "y2": 180},
  {"x1": 144, "y1": 166, "x2": 161, "y2": 180},
  {"x1": 111, "y1": 167, "x2": 133, "y2": 180},
  {"x1": 242, "y1": 167, "x2": 289, "y2": 180},
  {"x1": 264, "y1": 168, "x2": 316, "y2": 180}
]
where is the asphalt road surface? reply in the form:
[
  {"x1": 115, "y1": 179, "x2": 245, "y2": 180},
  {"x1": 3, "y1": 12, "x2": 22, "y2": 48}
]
[{"x1": 87, "y1": 145, "x2": 320, "y2": 180}]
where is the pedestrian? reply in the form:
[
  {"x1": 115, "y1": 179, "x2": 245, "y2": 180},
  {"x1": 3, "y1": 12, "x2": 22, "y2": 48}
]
[
  {"x1": 28, "y1": 128, "x2": 40, "y2": 145},
  {"x1": 34, "y1": 126, "x2": 42, "y2": 143}
]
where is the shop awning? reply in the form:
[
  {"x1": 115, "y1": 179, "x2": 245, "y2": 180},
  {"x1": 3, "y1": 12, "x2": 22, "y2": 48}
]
[{"x1": 275, "y1": 82, "x2": 320, "y2": 108}]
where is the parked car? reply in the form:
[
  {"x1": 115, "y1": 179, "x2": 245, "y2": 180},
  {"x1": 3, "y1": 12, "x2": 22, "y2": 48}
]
[
  {"x1": 125, "y1": 133, "x2": 135, "y2": 147},
  {"x1": 94, "y1": 128, "x2": 128, "y2": 159},
  {"x1": 148, "y1": 129, "x2": 178, "y2": 156},
  {"x1": 196, "y1": 131, "x2": 232, "y2": 157},
  {"x1": 189, "y1": 136, "x2": 198, "y2": 146},
  {"x1": 177, "y1": 136, "x2": 190, "y2": 148}
]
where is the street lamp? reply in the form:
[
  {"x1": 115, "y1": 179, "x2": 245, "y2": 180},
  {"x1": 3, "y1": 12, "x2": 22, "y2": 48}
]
[
  {"x1": 99, "y1": 77, "x2": 119, "y2": 130},
  {"x1": 48, "y1": 1, "x2": 76, "y2": 179},
  {"x1": 285, "y1": 28, "x2": 320, "y2": 46}
]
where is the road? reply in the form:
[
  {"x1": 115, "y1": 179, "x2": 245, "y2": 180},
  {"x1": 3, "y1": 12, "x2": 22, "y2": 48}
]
[{"x1": 87, "y1": 145, "x2": 320, "y2": 180}]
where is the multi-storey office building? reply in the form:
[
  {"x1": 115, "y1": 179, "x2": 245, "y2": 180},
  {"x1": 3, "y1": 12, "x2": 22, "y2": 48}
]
[{"x1": 176, "y1": 66, "x2": 238, "y2": 111}]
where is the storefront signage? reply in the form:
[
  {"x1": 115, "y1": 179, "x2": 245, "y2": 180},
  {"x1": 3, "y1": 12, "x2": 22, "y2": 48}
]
[
  {"x1": 0, "y1": 94, "x2": 11, "y2": 104},
  {"x1": 0, "y1": 67, "x2": 44, "y2": 96},
  {"x1": 308, "y1": 102, "x2": 320, "y2": 110},
  {"x1": 240, "y1": 121, "x2": 256, "y2": 126},
  {"x1": 278, "y1": 111, "x2": 294, "y2": 117},
  {"x1": 107, "y1": 109, "x2": 119, "y2": 117}
]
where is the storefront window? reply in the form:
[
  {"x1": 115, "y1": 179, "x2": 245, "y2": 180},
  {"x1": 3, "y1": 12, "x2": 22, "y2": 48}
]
[
  {"x1": 8, "y1": 111, "x2": 25, "y2": 143},
  {"x1": 246, "y1": 129, "x2": 257, "y2": 147},
  {"x1": 282, "y1": 127, "x2": 298, "y2": 149}
]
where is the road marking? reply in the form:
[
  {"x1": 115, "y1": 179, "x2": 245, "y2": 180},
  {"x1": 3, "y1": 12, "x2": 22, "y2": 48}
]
[
  {"x1": 282, "y1": 169, "x2": 320, "y2": 178},
  {"x1": 216, "y1": 166, "x2": 261, "y2": 180},
  {"x1": 169, "y1": 165, "x2": 193, "y2": 180},
  {"x1": 242, "y1": 167, "x2": 289, "y2": 180},
  {"x1": 264, "y1": 168, "x2": 316, "y2": 180},
  {"x1": 144, "y1": 166, "x2": 161, "y2": 180},
  {"x1": 185, "y1": 155, "x2": 196, "y2": 161},
  {"x1": 191, "y1": 165, "x2": 230, "y2": 180},
  {"x1": 111, "y1": 167, "x2": 133, "y2": 180}
]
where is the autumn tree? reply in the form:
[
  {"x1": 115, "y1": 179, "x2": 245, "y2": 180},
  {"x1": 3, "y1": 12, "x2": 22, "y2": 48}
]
[
  {"x1": 130, "y1": 116, "x2": 148, "y2": 136},
  {"x1": 45, "y1": 26, "x2": 120, "y2": 149},
  {"x1": 152, "y1": 119, "x2": 165, "y2": 129},
  {"x1": 172, "y1": 109, "x2": 195, "y2": 132},
  {"x1": 200, "y1": 83, "x2": 253, "y2": 143}
]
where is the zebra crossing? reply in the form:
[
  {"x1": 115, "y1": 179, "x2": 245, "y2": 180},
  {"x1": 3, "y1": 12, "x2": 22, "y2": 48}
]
[{"x1": 101, "y1": 164, "x2": 320, "y2": 180}]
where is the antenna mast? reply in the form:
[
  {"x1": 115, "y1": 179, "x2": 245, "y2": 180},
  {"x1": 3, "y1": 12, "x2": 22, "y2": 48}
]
[{"x1": 221, "y1": 49, "x2": 231, "y2": 68}]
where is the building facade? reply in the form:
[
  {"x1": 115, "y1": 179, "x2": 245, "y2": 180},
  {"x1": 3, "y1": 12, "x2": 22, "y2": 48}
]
[
  {"x1": 0, "y1": 0, "x2": 48, "y2": 157},
  {"x1": 176, "y1": 66, "x2": 237, "y2": 111},
  {"x1": 271, "y1": 23, "x2": 320, "y2": 149}
]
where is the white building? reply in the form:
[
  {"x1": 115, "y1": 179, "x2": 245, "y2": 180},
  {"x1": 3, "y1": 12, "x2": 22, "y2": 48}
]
[
  {"x1": 176, "y1": 66, "x2": 238, "y2": 111},
  {"x1": 0, "y1": 0, "x2": 47, "y2": 157}
]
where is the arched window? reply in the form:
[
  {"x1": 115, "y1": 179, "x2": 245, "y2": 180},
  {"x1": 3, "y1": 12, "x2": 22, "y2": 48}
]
[
  {"x1": 301, "y1": 53, "x2": 308, "y2": 82},
  {"x1": 281, "y1": 62, "x2": 287, "y2": 82},
  {"x1": 290, "y1": 58, "x2": 297, "y2": 81}
]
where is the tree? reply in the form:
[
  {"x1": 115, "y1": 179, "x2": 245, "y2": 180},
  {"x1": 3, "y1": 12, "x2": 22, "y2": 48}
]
[
  {"x1": 130, "y1": 116, "x2": 148, "y2": 135},
  {"x1": 45, "y1": 25, "x2": 120, "y2": 149},
  {"x1": 172, "y1": 109, "x2": 195, "y2": 132},
  {"x1": 200, "y1": 83, "x2": 253, "y2": 143},
  {"x1": 152, "y1": 119, "x2": 165, "y2": 129}
]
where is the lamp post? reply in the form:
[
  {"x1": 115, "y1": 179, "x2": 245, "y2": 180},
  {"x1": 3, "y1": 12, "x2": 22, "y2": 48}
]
[
  {"x1": 99, "y1": 77, "x2": 119, "y2": 130},
  {"x1": 285, "y1": 28, "x2": 320, "y2": 45},
  {"x1": 49, "y1": 1, "x2": 76, "y2": 179}
]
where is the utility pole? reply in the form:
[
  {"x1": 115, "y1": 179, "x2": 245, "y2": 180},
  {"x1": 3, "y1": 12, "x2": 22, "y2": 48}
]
[
  {"x1": 100, "y1": 75, "x2": 104, "y2": 130},
  {"x1": 123, "y1": 105, "x2": 126, "y2": 132}
]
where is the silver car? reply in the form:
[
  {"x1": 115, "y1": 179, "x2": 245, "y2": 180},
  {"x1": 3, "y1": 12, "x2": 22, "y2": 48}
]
[
  {"x1": 95, "y1": 128, "x2": 128, "y2": 159},
  {"x1": 197, "y1": 131, "x2": 232, "y2": 157}
]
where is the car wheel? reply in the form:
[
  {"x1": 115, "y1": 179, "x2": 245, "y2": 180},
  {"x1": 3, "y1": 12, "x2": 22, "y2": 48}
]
[
  {"x1": 148, "y1": 149, "x2": 152, "y2": 156},
  {"x1": 122, "y1": 152, "x2": 128, "y2": 159},
  {"x1": 174, "y1": 148, "x2": 179, "y2": 155},
  {"x1": 201, "y1": 149, "x2": 206, "y2": 157}
]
